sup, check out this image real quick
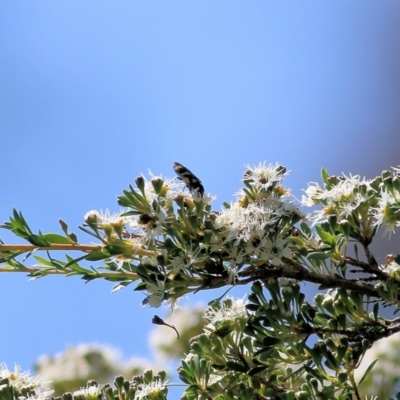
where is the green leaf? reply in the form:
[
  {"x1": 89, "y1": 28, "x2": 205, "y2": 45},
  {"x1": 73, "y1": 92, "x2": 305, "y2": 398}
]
[
  {"x1": 81, "y1": 274, "x2": 100, "y2": 282},
  {"x1": 307, "y1": 252, "x2": 329, "y2": 260},
  {"x1": 102, "y1": 245, "x2": 127, "y2": 256},
  {"x1": 27, "y1": 234, "x2": 51, "y2": 247},
  {"x1": 324, "y1": 351, "x2": 338, "y2": 370},
  {"x1": 358, "y1": 358, "x2": 378, "y2": 385},
  {"x1": 300, "y1": 221, "x2": 312, "y2": 236},
  {"x1": 290, "y1": 236, "x2": 304, "y2": 246},
  {"x1": 315, "y1": 225, "x2": 334, "y2": 245},
  {"x1": 303, "y1": 364, "x2": 325, "y2": 381},
  {"x1": 64, "y1": 255, "x2": 92, "y2": 274},
  {"x1": 41, "y1": 233, "x2": 71, "y2": 244},
  {"x1": 33, "y1": 256, "x2": 56, "y2": 267},
  {"x1": 262, "y1": 336, "x2": 281, "y2": 347},
  {"x1": 321, "y1": 168, "x2": 329, "y2": 185},
  {"x1": 225, "y1": 361, "x2": 247, "y2": 373},
  {"x1": 13, "y1": 208, "x2": 33, "y2": 234},
  {"x1": 85, "y1": 251, "x2": 109, "y2": 261}
]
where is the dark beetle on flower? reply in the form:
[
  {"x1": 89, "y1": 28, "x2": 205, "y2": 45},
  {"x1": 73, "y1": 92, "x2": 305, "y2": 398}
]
[{"x1": 173, "y1": 162, "x2": 205, "y2": 197}]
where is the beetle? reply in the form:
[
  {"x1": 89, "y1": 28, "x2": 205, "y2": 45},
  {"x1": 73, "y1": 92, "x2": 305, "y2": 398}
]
[{"x1": 173, "y1": 162, "x2": 205, "y2": 197}]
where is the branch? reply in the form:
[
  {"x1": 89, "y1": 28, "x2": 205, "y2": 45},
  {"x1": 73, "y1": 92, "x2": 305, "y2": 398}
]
[
  {"x1": 0, "y1": 243, "x2": 100, "y2": 252},
  {"x1": 238, "y1": 258, "x2": 379, "y2": 298},
  {"x1": 0, "y1": 243, "x2": 154, "y2": 256},
  {"x1": 346, "y1": 256, "x2": 388, "y2": 281}
]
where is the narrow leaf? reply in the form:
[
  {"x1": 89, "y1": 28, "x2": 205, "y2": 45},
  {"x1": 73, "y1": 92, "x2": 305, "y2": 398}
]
[
  {"x1": 359, "y1": 359, "x2": 378, "y2": 385},
  {"x1": 41, "y1": 234, "x2": 71, "y2": 244}
]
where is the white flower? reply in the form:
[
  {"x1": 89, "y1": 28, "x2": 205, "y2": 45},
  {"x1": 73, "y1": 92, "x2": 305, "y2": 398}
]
[
  {"x1": 205, "y1": 296, "x2": 247, "y2": 324},
  {"x1": 146, "y1": 280, "x2": 166, "y2": 308},
  {"x1": 382, "y1": 261, "x2": 400, "y2": 274},
  {"x1": 0, "y1": 364, "x2": 53, "y2": 399},
  {"x1": 129, "y1": 207, "x2": 169, "y2": 241},
  {"x1": 112, "y1": 236, "x2": 147, "y2": 270},
  {"x1": 142, "y1": 171, "x2": 185, "y2": 203},
  {"x1": 135, "y1": 168, "x2": 213, "y2": 216},
  {"x1": 224, "y1": 246, "x2": 245, "y2": 283},
  {"x1": 302, "y1": 174, "x2": 373, "y2": 225},
  {"x1": 244, "y1": 231, "x2": 269, "y2": 257},
  {"x1": 260, "y1": 237, "x2": 292, "y2": 266},
  {"x1": 243, "y1": 162, "x2": 288, "y2": 190},
  {"x1": 301, "y1": 184, "x2": 322, "y2": 207},
  {"x1": 215, "y1": 198, "x2": 286, "y2": 244},
  {"x1": 195, "y1": 192, "x2": 216, "y2": 205},
  {"x1": 283, "y1": 200, "x2": 304, "y2": 217},
  {"x1": 166, "y1": 246, "x2": 205, "y2": 274},
  {"x1": 73, "y1": 385, "x2": 101, "y2": 399},
  {"x1": 371, "y1": 190, "x2": 400, "y2": 238},
  {"x1": 84, "y1": 209, "x2": 132, "y2": 228},
  {"x1": 215, "y1": 202, "x2": 247, "y2": 243},
  {"x1": 391, "y1": 165, "x2": 400, "y2": 176},
  {"x1": 134, "y1": 378, "x2": 168, "y2": 399},
  {"x1": 167, "y1": 255, "x2": 189, "y2": 274},
  {"x1": 226, "y1": 263, "x2": 239, "y2": 284},
  {"x1": 317, "y1": 289, "x2": 338, "y2": 305},
  {"x1": 380, "y1": 255, "x2": 400, "y2": 278},
  {"x1": 340, "y1": 192, "x2": 371, "y2": 217}
]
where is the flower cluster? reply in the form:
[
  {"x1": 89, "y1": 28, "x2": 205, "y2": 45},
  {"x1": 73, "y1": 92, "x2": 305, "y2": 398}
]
[
  {"x1": 0, "y1": 363, "x2": 53, "y2": 400},
  {"x1": 73, "y1": 384, "x2": 102, "y2": 400},
  {"x1": 4, "y1": 162, "x2": 400, "y2": 398},
  {"x1": 80, "y1": 163, "x2": 302, "y2": 309},
  {"x1": 214, "y1": 163, "x2": 302, "y2": 275},
  {"x1": 204, "y1": 295, "x2": 248, "y2": 325},
  {"x1": 134, "y1": 377, "x2": 168, "y2": 399},
  {"x1": 302, "y1": 166, "x2": 400, "y2": 239}
]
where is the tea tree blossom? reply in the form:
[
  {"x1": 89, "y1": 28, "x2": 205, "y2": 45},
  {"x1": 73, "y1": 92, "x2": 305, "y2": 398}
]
[
  {"x1": 380, "y1": 255, "x2": 400, "y2": 279},
  {"x1": 130, "y1": 207, "x2": 169, "y2": 240},
  {"x1": 134, "y1": 377, "x2": 168, "y2": 399},
  {"x1": 166, "y1": 247, "x2": 205, "y2": 274},
  {"x1": 243, "y1": 161, "x2": 288, "y2": 190},
  {"x1": 259, "y1": 237, "x2": 292, "y2": 266},
  {"x1": 73, "y1": 384, "x2": 101, "y2": 399},
  {"x1": 4, "y1": 162, "x2": 400, "y2": 398},
  {"x1": 302, "y1": 174, "x2": 373, "y2": 225},
  {"x1": 84, "y1": 209, "x2": 132, "y2": 228},
  {"x1": 146, "y1": 280, "x2": 166, "y2": 308},
  {"x1": 0, "y1": 364, "x2": 53, "y2": 399},
  {"x1": 372, "y1": 190, "x2": 400, "y2": 237},
  {"x1": 215, "y1": 201, "x2": 283, "y2": 243},
  {"x1": 205, "y1": 296, "x2": 248, "y2": 324},
  {"x1": 142, "y1": 171, "x2": 185, "y2": 203}
]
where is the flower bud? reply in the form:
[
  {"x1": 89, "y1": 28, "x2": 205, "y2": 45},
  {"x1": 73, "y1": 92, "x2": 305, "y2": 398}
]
[
  {"x1": 151, "y1": 177, "x2": 164, "y2": 195},
  {"x1": 135, "y1": 176, "x2": 145, "y2": 194}
]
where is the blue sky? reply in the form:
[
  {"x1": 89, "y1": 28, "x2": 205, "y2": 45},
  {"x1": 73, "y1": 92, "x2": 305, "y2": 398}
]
[{"x1": 1, "y1": 0, "x2": 400, "y2": 386}]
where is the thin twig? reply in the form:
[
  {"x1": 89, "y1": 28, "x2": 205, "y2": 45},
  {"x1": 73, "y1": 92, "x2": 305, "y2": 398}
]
[
  {"x1": 346, "y1": 256, "x2": 388, "y2": 280},
  {"x1": 0, "y1": 243, "x2": 155, "y2": 256}
]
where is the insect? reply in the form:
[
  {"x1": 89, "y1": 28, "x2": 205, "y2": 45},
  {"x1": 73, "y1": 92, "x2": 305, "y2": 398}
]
[{"x1": 173, "y1": 162, "x2": 205, "y2": 197}]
